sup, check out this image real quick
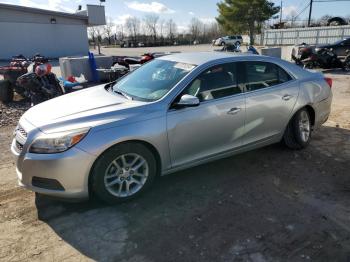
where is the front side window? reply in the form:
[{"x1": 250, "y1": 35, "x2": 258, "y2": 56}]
[
  {"x1": 183, "y1": 62, "x2": 242, "y2": 102},
  {"x1": 113, "y1": 59, "x2": 196, "y2": 101},
  {"x1": 244, "y1": 61, "x2": 292, "y2": 92}
]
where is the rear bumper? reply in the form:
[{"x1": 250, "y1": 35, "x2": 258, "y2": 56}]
[{"x1": 314, "y1": 93, "x2": 333, "y2": 129}]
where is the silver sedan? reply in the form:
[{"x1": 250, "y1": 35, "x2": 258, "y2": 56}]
[{"x1": 11, "y1": 52, "x2": 333, "y2": 203}]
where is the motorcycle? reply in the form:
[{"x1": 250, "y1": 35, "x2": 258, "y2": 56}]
[
  {"x1": 291, "y1": 43, "x2": 313, "y2": 65},
  {"x1": 220, "y1": 42, "x2": 241, "y2": 53},
  {"x1": 16, "y1": 63, "x2": 64, "y2": 106},
  {"x1": 247, "y1": 45, "x2": 259, "y2": 55},
  {"x1": 115, "y1": 53, "x2": 155, "y2": 69},
  {"x1": 302, "y1": 48, "x2": 345, "y2": 70}
]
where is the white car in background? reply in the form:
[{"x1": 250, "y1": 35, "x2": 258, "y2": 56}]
[{"x1": 215, "y1": 35, "x2": 243, "y2": 46}]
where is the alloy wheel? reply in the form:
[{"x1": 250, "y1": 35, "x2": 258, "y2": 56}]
[
  {"x1": 104, "y1": 153, "x2": 149, "y2": 198},
  {"x1": 299, "y1": 111, "x2": 310, "y2": 143}
]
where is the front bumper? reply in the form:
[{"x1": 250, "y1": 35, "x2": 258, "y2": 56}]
[{"x1": 11, "y1": 138, "x2": 96, "y2": 200}]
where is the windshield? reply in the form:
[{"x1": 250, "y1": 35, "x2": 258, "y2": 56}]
[{"x1": 113, "y1": 59, "x2": 196, "y2": 101}]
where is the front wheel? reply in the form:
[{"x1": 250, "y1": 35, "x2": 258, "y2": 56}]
[
  {"x1": 283, "y1": 109, "x2": 312, "y2": 150},
  {"x1": 91, "y1": 142, "x2": 157, "y2": 203}
]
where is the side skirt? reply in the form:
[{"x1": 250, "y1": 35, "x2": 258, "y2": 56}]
[{"x1": 161, "y1": 134, "x2": 282, "y2": 176}]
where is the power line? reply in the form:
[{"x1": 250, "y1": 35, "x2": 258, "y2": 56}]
[{"x1": 293, "y1": 2, "x2": 311, "y2": 20}]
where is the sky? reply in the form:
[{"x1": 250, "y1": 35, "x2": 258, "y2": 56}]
[{"x1": 1, "y1": 0, "x2": 350, "y2": 31}]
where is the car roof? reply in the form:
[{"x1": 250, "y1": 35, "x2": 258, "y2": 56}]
[
  {"x1": 157, "y1": 52, "x2": 253, "y2": 65},
  {"x1": 157, "y1": 51, "x2": 314, "y2": 80}
]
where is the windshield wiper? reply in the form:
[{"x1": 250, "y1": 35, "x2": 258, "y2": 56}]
[{"x1": 113, "y1": 88, "x2": 133, "y2": 100}]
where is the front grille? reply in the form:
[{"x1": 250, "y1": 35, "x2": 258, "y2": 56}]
[
  {"x1": 16, "y1": 141, "x2": 24, "y2": 151},
  {"x1": 17, "y1": 125, "x2": 27, "y2": 138},
  {"x1": 15, "y1": 125, "x2": 27, "y2": 153}
]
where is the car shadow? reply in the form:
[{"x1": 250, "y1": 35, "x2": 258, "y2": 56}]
[{"x1": 35, "y1": 125, "x2": 350, "y2": 261}]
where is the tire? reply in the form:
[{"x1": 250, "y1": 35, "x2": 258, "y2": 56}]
[
  {"x1": 221, "y1": 41, "x2": 226, "y2": 46},
  {"x1": 345, "y1": 57, "x2": 350, "y2": 71},
  {"x1": 91, "y1": 142, "x2": 157, "y2": 204},
  {"x1": 283, "y1": 108, "x2": 312, "y2": 150},
  {"x1": 303, "y1": 62, "x2": 314, "y2": 69},
  {"x1": 235, "y1": 41, "x2": 240, "y2": 46},
  {"x1": 0, "y1": 80, "x2": 14, "y2": 103}
]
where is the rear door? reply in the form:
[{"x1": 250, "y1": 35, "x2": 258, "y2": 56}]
[{"x1": 241, "y1": 61, "x2": 299, "y2": 145}]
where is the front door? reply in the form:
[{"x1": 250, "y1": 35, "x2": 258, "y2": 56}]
[{"x1": 167, "y1": 62, "x2": 245, "y2": 168}]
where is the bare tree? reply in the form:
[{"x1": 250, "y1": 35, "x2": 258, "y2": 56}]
[
  {"x1": 125, "y1": 17, "x2": 141, "y2": 43},
  {"x1": 189, "y1": 17, "x2": 203, "y2": 43},
  {"x1": 159, "y1": 19, "x2": 165, "y2": 39},
  {"x1": 317, "y1": 14, "x2": 333, "y2": 26},
  {"x1": 144, "y1": 14, "x2": 159, "y2": 43},
  {"x1": 103, "y1": 18, "x2": 115, "y2": 45},
  {"x1": 88, "y1": 27, "x2": 97, "y2": 49},
  {"x1": 95, "y1": 26, "x2": 104, "y2": 54},
  {"x1": 116, "y1": 24, "x2": 124, "y2": 41},
  {"x1": 166, "y1": 19, "x2": 177, "y2": 42}
]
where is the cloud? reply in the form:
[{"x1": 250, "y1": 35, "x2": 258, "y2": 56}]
[
  {"x1": 125, "y1": 1, "x2": 175, "y2": 14},
  {"x1": 188, "y1": 11, "x2": 194, "y2": 16},
  {"x1": 283, "y1": 5, "x2": 298, "y2": 18},
  {"x1": 113, "y1": 14, "x2": 133, "y2": 25},
  {"x1": 17, "y1": 0, "x2": 76, "y2": 13},
  {"x1": 177, "y1": 24, "x2": 188, "y2": 33},
  {"x1": 199, "y1": 17, "x2": 216, "y2": 24}
]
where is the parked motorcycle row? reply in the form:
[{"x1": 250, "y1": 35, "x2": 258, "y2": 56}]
[
  {"x1": 291, "y1": 43, "x2": 350, "y2": 70},
  {"x1": 0, "y1": 54, "x2": 64, "y2": 105}
]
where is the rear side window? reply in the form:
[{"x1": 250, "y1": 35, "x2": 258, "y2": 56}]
[
  {"x1": 244, "y1": 61, "x2": 292, "y2": 92},
  {"x1": 183, "y1": 62, "x2": 242, "y2": 101}
]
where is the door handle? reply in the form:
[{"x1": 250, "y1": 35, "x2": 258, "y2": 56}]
[
  {"x1": 282, "y1": 94, "x2": 293, "y2": 101},
  {"x1": 227, "y1": 107, "x2": 241, "y2": 115}
]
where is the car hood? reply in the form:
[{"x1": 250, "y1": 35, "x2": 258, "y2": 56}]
[{"x1": 22, "y1": 85, "x2": 154, "y2": 133}]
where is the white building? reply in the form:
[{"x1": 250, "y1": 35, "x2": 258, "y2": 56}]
[{"x1": 0, "y1": 3, "x2": 105, "y2": 59}]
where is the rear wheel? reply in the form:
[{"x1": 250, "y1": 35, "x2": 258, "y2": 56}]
[
  {"x1": 0, "y1": 80, "x2": 14, "y2": 103},
  {"x1": 344, "y1": 57, "x2": 350, "y2": 71},
  {"x1": 303, "y1": 61, "x2": 315, "y2": 69},
  {"x1": 283, "y1": 108, "x2": 312, "y2": 150},
  {"x1": 91, "y1": 142, "x2": 157, "y2": 203}
]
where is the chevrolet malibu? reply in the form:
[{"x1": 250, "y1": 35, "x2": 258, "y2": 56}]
[{"x1": 11, "y1": 52, "x2": 332, "y2": 203}]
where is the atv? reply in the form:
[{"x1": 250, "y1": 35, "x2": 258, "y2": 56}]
[{"x1": 0, "y1": 54, "x2": 48, "y2": 103}]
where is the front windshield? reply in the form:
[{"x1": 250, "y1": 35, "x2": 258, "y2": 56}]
[{"x1": 113, "y1": 59, "x2": 196, "y2": 101}]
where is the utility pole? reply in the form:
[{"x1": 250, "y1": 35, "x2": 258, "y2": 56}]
[
  {"x1": 308, "y1": 0, "x2": 313, "y2": 27},
  {"x1": 280, "y1": 0, "x2": 283, "y2": 24}
]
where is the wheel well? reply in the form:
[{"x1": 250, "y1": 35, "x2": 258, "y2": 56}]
[
  {"x1": 88, "y1": 140, "x2": 162, "y2": 197},
  {"x1": 304, "y1": 105, "x2": 315, "y2": 126}
]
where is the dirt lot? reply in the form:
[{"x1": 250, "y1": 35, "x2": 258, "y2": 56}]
[{"x1": 1, "y1": 70, "x2": 350, "y2": 262}]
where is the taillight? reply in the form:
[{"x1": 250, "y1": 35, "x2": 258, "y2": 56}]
[{"x1": 324, "y1": 77, "x2": 332, "y2": 88}]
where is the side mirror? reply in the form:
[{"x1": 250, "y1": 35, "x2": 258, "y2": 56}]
[{"x1": 175, "y1": 94, "x2": 200, "y2": 108}]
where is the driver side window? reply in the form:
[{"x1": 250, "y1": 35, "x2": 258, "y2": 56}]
[{"x1": 183, "y1": 62, "x2": 241, "y2": 102}]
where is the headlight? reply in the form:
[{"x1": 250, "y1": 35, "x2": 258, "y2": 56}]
[{"x1": 29, "y1": 128, "x2": 90, "y2": 154}]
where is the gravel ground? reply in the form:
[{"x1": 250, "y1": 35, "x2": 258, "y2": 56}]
[{"x1": 0, "y1": 70, "x2": 350, "y2": 262}]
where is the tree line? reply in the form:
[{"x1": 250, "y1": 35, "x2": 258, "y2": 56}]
[{"x1": 88, "y1": 15, "x2": 225, "y2": 48}]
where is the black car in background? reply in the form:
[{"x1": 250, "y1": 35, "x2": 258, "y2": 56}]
[{"x1": 315, "y1": 37, "x2": 350, "y2": 57}]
